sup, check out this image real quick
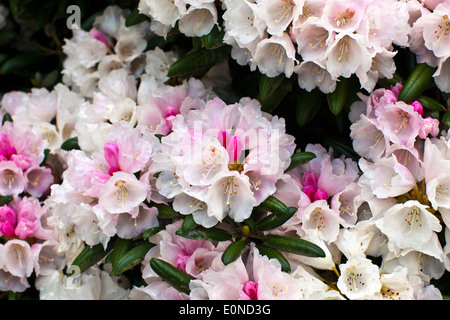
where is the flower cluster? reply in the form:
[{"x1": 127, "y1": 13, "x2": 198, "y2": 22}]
[
  {"x1": 409, "y1": 1, "x2": 450, "y2": 92},
  {"x1": 0, "y1": 122, "x2": 66, "y2": 292},
  {"x1": 1, "y1": 1, "x2": 450, "y2": 301}
]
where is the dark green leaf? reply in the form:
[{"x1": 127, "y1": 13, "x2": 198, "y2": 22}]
[
  {"x1": 258, "y1": 196, "x2": 289, "y2": 215},
  {"x1": 154, "y1": 203, "x2": 181, "y2": 219},
  {"x1": 200, "y1": 25, "x2": 225, "y2": 49},
  {"x1": 287, "y1": 151, "x2": 316, "y2": 171},
  {"x1": 398, "y1": 63, "x2": 437, "y2": 103},
  {"x1": 125, "y1": 7, "x2": 149, "y2": 27},
  {"x1": 142, "y1": 226, "x2": 165, "y2": 240},
  {"x1": 261, "y1": 234, "x2": 325, "y2": 258},
  {"x1": 70, "y1": 237, "x2": 116, "y2": 274},
  {"x1": 175, "y1": 226, "x2": 233, "y2": 242},
  {"x1": 111, "y1": 238, "x2": 133, "y2": 270},
  {"x1": 256, "y1": 207, "x2": 297, "y2": 231},
  {"x1": 256, "y1": 244, "x2": 291, "y2": 272},
  {"x1": 296, "y1": 88, "x2": 324, "y2": 127},
  {"x1": 257, "y1": 74, "x2": 285, "y2": 102},
  {"x1": 150, "y1": 258, "x2": 195, "y2": 294},
  {"x1": 327, "y1": 77, "x2": 349, "y2": 116},
  {"x1": 112, "y1": 241, "x2": 154, "y2": 276},
  {"x1": 443, "y1": 112, "x2": 450, "y2": 127},
  {"x1": 0, "y1": 53, "x2": 44, "y2": 75},
  {"x1": 417, "y1": 95, "x2": 445, "y2": 111},
  {"x1": 167, "y1": 45, "x2": 231, "y2": 79},
  {"x1": 182, "y1": 214, "x2": 197, "y2": 233},
  {"x1": 60, "y1": 136, "x2": 80, "y2": 151},
  {"x1": 0, "y1": 195, "x2": 13, "y2": 206},
  {"x1": 221, "y1": 238, "x2": 247, "y2": 265},
  {"x1": 2, "y1": 113, "x2": 12, "y2": 125},
  {"x1": 323, "y1": 136, "x2": 360, "y2": 161}
]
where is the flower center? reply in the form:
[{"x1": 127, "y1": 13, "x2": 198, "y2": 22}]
[{"x1": 435, "y1": 14, "x2": 449, "y2": 43}]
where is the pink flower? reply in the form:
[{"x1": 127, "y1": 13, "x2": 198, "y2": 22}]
[
  {"x1": 0, "y1": 161, "x2": 26, "y2": 196},
  {"x1": 376, "y1": 101, "x2": 425, "y2": 149},
  {"x1": 419, "y1": 117, "x2": 440, "y2": 139}
]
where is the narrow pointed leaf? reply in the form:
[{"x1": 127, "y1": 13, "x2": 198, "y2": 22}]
[
  {"x1": 71, "y1": 237, "x2": 116, "y2": 274},
  {"x1": 154, "y1": 203, "x2": 181, "y2": 219},
  {"x1": 111, "y1": 238, "x2": 133, "y2": 270},
  {"x1": 150, "y1": 258, "x2": 195, "y2": 294},
  {"x1": 417, "y1": 95, "x2": 445, "y2": 111},
  {"x1": 256, "y1": 244, "x2": 291, "y2": 273},
  {"x1": 221, "y1": 238, "x2": 247, "y2": 265},
  {"x1": 261, "y1": 234, "x2": 325, "y2": 258},
  {"x1": 112, "y1": 241, "x2": 154, "y2": 276},
  {"x1": 61, "y1": 137, "x2": 80, "y2": 151},
  {"x1": 258, "y1": 196, "x2": 288, "y2": 215},
  {"x1": 287, "y1": 151, "x2": 316, "y2": 171},
  {"x1": 182, "y1": 214, "x2": 197, "y2": 232},
  {"x1": 142, "y1": 226, "x2": 165, "y2": 240},
  {"x1": 175, "y1": 226, "x2": 232, "y2": 241},
  {"x1": 256, "y1": 207, "x2": 297, "y2": 231},
  {"x1": 296, "y1": 89, "x2": 324, "y2": 127},
  {"x1": 167, "y1": 45, "x2": 231, "y2": 79},
  {"x1": 327, "y1": 77, "x2": 349, "y2": 115},
  {"x1": 398, "y1": 63, "x2": 437, "y2": 103}
]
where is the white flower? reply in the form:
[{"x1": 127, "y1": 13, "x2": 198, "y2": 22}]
[
  {"x1": 294, "y1": 60, "x2": 337, "y2": 93},
  {"x1": 257, "y1": 0, "x2": 304, "y2": 37},
  {"x1": 252, "y1": 33, "x2": 297, "y2": 78},
  {"x1": 205, "y1": 171, "x2": 256, "y2": 223},
  {"x1": 337, "y1": 256, "x2": 382, "y2": 300},
  {"x1": 375, "y1": 200, "x2": 442, "y2": 251},
  {"x1": 139, "y1": 0, "x2": 187, "y2": 27},
  {"x1": 178, "y1": 3, "x2": 218, "y2": 37}
]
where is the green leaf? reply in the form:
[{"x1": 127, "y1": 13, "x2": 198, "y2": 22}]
[
  {"x1": 200, "y1": 25, "x2": 225, "y2": 49},
  {"x1": 125, "y1": 7, "x2": 149, "y2": 27},
  {"x1": 323, "y1": 136, "x2": 360, "y2": 161},
  {"x1": 259, "y1": 77, "x2": 292, "y2": 113},
  {"x1": 0, "y1": 53, "x2": 44, "y2": 75},
  {"x1": 443, "y1": 112, "x2": 450, "y2": 127},
  {"x1": 60, "y1": 137, "x2": 80, "y2": 151},
  {"x1": 255, "y1": 244, "x2": 291, "y2": 273},
  {"x1": 287, "y1": 151, "x2": 316, "y2": 171},
  {"x1": 112, "y1": 241, "x2": 154, "y2": 276},
  {"x1": 150, "y1": 258, "x2": 195, "y2": 294},
  {"x1": 257, "y1": 74, "x2": 285, "y2": 102},
  {"x1": 154, "y1": 203, "x2": 181, "y2": 219},
  {"x1": 296, "y1": 89, "x2": 324, "y2": 127},
  {"x1": 142, "y1": 226, "x2": 165, "y2": 240},
  {"x1": 111, "y1": 238, "x2": 133, "y2": 270},
  {"x1": 175, "y1": 226, "x2": 233, "y2": 242},
  {"x1": 258, "y1": 196, "x2": 289, "y2": 215},
  {"x1": 0, "y1": 195, "x2": 13, "y2": 206},
  {"x1": 261, "y1": 234, "x2": 325, "y2": 258},
  {"x1": 221, "y1": 238, "x2": 247, "y2": 265},
  {"x1": 327, "y1": 77, "x2": 349, "y2": 116},
  {"x1": 397, "y1": 63, "x2": 437, "y2": 103},
  {"x1": 182, "y1": 214, "x2": 197, "y2": 233},
  {"x1": 2, "y1": 113, "x2": 12, "y2": 125},
  {"x1": 71, "y1": 238, "x2": 116, "y2": 274},
  {"x1": 167, "y1": 45, "x2": 231, "y2": 79},
  {"x1": 256, "y1": 207, "x2": 297, "y2": 231},
  {"x1": 417, "y1": 96, "x2": 445, "y2": 111}
]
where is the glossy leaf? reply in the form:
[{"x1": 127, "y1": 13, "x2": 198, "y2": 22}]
[
  {"x1": 397, "y1": 63, "x2": 437, "y2": 103},
  {"x1": 221, "y1": 238, "x2": 247, "y2": 265},
  {"x1": 256, "y1": 207, "x2": 297, "y2": 231},
  {"x1": 60, "y1": 137, "x2": 80, "y2": 151},
  {"x1": 258, "y1": 196, "x2": 289, "y2": 215},
  {"x1": 150, "y1": 258, "x2": 195, "y2": 294},
  {"x1": 167, "y1": 45, "x2": 231, "y2": 79},
  {"x1": 112, "y1": 241, "x2": 154, "y2": 276},
  {"x1": 287, "y1": 152, "x2": 316, "y2": 171},
  {"x1": 175, "y1": 226, "x2": 233, "y2": 242},
  {"x1": 256, "y1": 244, "x2": 291, "y2": 273},
  {"x1": 70, "y1": 237, "x2": 116, "y2": 274},
  {"x1": 296, "y1": 89, "x2": 324, "y2": 127},
  {"x1": 261, "y1": 234, "x2": 325, "y2": 258}
]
